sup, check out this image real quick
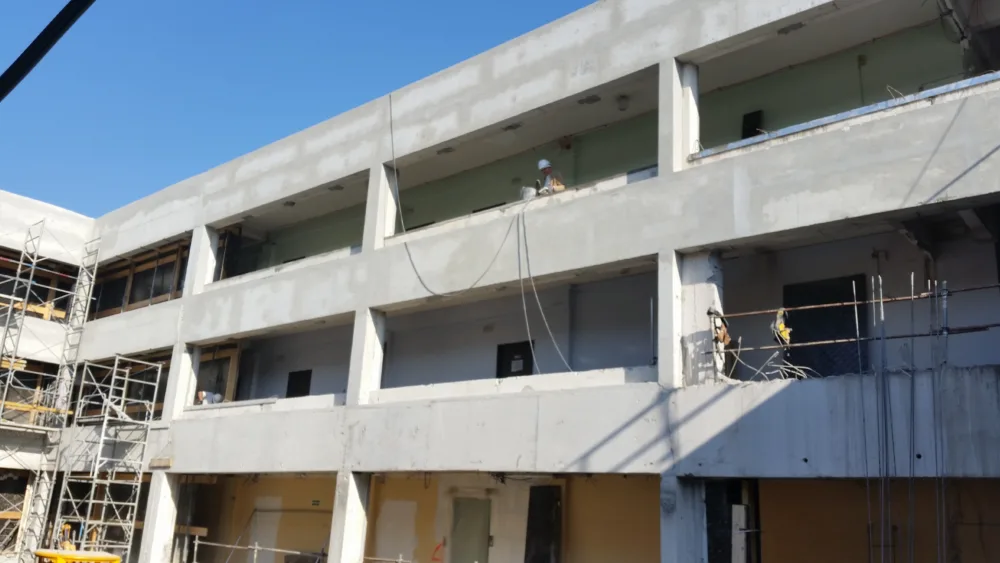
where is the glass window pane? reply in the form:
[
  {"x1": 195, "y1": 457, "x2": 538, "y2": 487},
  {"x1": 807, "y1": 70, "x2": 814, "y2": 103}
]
[
  {"x1": 96, "y1": 277, "x2": 127, "y2": 312},
  {"x1": 152, "y1": 261, "x2": 176, "y2": 298},
  {"x1": 129, "y1": 268, "x2": 155, "y2": 304}
]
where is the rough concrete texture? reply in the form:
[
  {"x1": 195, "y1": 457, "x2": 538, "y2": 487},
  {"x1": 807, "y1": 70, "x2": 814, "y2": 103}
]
[
  {"x1": 112, "y1": 367, "x2": 1000, "y2": 478},
  {"x1": 0, "y1": 429, "x2": 45, "y2": 470},
  {"x1": 91, "y1": 0, "x2": 842, "y2": 261},
  {"x1": 80, "y1": 81, "x2": 1000, "y2": 357},
  {"x1": 18, "y1": 317, "x2": 67, "y2": 364},
  {"x1": 78, "y1": 299, "x2": 182, "y2": 360},
  {"x1": 0, "y1": 190, "x2": 94, "y2": 265}
]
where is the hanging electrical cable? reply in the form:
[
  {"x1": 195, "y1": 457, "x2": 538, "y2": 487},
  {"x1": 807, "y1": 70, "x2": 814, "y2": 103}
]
[{"x1": 386, "y1": 93, "x2": 575, "y2": 376}]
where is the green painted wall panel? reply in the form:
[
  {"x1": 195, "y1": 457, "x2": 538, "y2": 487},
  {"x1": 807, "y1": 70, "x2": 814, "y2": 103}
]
[
  {"x1": 398, "y1": 111, "x2": 658, "y2": 229},
  {"x1": 257, "y1": 203, "x2": 365, "y2": 269},
  {"x1": 700, "y1": 22, "x2": 965, "y2": 148}
]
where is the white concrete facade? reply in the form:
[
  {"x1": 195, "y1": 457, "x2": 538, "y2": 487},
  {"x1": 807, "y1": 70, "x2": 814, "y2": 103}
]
[{"x1": 3, "y1": 0, "x2": 1000, "y2": 561}]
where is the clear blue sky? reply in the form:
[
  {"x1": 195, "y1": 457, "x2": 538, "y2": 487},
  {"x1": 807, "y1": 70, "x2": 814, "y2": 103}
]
[{"x1": 0, "y1": 1, "x2": 591, "y2": 218}]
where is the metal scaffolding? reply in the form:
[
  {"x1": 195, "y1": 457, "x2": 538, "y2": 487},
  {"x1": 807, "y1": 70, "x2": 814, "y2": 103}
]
[
  {"x1": 0, "y1": 221, "x2": 100, "y2": 563},
  {"x1": 52, "y1": 355, "x2": 162, "y2": 562}
]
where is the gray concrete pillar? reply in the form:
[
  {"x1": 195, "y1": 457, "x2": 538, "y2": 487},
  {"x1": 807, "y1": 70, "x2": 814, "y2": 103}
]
[
  {"x1": 136, "y1": 472, "x2": 180, "y2": 563},
  {"x1": 138, "y1": 342, "x2": 197, "y2": 563},
  {"x1": 660, "y1": 476, "x2": 707, "y2": 563},
  {"x1": 183, "y1": 225, "x2": 219, "y2": 295},
  {"x1": 159, "y1": 343, "x2": 200, "y2": 422},
  {"x1": 346, "y1": 308, "x2": 387, "y2": 406},
  {"x1": 680, "y1": 252, "x2": 725, "y2": 386},
  {"x1": 659, "y1": 59, "x2": 700, "y2": 173},
  {"x1": 362, "y1": 164, "x2": 399, "y2": 252},
  {"x1": 657, "y1": 251, "x2": 683, "y2": 388},
  {"x1": 327, "y1": 472, "x2": 371, "y2": 563}
]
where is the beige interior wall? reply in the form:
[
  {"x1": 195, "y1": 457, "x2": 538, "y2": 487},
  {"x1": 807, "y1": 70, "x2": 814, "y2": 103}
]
[
  {"x1": 365, "y1": 473, "x2": 659, "y2": 563},
  {"x1": 204, "y1": 474, "x2": 335, "y2": 563},
  {"x1": 760, "y1": 479, "x2": 1000, "y2": 563},
  {"x1": 565, "y1": 475, "x2": 660, "y2": 563}
]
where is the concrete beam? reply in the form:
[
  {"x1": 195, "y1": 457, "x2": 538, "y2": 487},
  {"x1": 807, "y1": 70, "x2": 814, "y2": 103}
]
[
  {"x1": 78, "y1": 300, "x2": 182, "y2": 361},
  {"x1": 0, "y1": 190, "x2": 94, "y2": 265},
  {"x1": 150, "y1": 367, "x2": 1000, "y2": 478}
]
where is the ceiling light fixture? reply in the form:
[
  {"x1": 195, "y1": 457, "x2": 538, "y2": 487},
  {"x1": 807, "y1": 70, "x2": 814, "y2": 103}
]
[
  {"x1": 327, "y1": 184, "x2": 345, "y2": 192},
  {"x1": 283, "y1": 201, "x2": 296, "y2": 207},
  {"x1": 502, "y1": 122, "x2": 523, "y2": 131},
  {"x1": 436, "y1": 146, "x2": 455, "y2": 155},
  {"x1": 577, "y1": 94, "x2": 601, "y2": 105},
  {"x1": 616, "y1": 94, "x2": 631, "y2": 112}
]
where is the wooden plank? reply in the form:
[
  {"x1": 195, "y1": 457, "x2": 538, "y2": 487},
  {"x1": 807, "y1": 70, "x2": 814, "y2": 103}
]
[
  {"x1": 0, "y1": 401, "x2": 71, "y2": 415},
  {"x1": 0, "y1": 511, "x2": 22, "y2": 520},
  {"x1": 80, "y1": 403, "x2": 161, "y2": 418},
  {"x1": 0, "y1": 358, "x2": 27, "y2": 371},
  {"x1": 133, "y1": 522, "x2": 209, "y2": 537},
  {"x1": 223, "y1": 343, "x2": 242, "y2": 402}
]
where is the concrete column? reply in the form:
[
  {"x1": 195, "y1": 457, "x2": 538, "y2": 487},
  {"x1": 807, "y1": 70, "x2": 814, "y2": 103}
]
[
  {"x1": 327, "y1": 472, "x2": 371, "y2": 563},
  {"x1": 680, "y1": 252, "x2": 725, "y2": 386},
  {"x1": 183, "y1": 225, "x2": 219, "y2": 296},
  {"x1": 136, "y1": 472, "x2": 180, "y2": 563},
  {"x1": 657, "y1": 251, "x2": 683, "y2": 388},
  {"x1": 361, "y1": 163, "x2": 399, "y2": 252},
  {"x1": 659, "y1": 59, "x2": 700, "y2": 172},
  {"x1": 660, "y1": 476, "x2": 707, "y2": 563},
  {"x1": 138, "y1": 342, "x2": 197, "y2": 563},
  {"x1": 345, "y1": 308, "x2": 387, "y2": 406},
  {"x1": 159, "y1": 342, "x2": 200, "y2": 422}
]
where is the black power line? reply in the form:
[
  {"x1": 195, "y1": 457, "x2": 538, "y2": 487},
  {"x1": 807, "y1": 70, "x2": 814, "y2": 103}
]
[{"x1": 0, "y1": 0, "x2": 97, "y2": 105}]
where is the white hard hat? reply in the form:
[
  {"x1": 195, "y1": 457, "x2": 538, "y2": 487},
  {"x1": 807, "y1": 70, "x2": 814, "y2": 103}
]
[{"x1": 538, "y1": 159, "x2": 551, "y2": 170}]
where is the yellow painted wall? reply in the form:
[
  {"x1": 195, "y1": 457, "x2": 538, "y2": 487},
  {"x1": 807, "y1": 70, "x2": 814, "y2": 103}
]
[
  {"x1": 204, "y1": 474, "x2": 335, "y2": 563},
  {"x1": 365, "y1": 473, "x2": 659, "y2": 563},
  {"x1": 565, "y1": 475, "x2": 660, "y2": 563},
  {"x1": 760, "y1": 479, "x2": 1000, "y2": 563}
]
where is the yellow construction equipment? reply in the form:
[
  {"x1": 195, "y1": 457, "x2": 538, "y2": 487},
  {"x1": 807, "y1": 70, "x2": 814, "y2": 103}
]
[{"x1": 33, "y1": 550, "x2": 120, "y2": 563}]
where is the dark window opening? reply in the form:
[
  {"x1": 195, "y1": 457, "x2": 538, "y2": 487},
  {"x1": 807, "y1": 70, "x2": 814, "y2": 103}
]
[
  {"x1": 472, "y1": 202, "x2": 507, "y2": 214},
  {"x1": 496, "y1": 341, "x2": 534, "y2": 378},
  {"x1": 286, "y1": 369, "x2": 312, "y2": 398},
  {"x1": 524, "y1": 485, "x2": 562, "y2": 563},
  {"x1": 406, "y1": 221, "x2": 436, "y2": 231},
  {"x1": 706, "y1": 480, "x2": 750, "y2": 563},
  {"x1": 782, "y1": 274, "x2": 868, "y2": 377},
  {"x1": 129, "y1": 261, "x2": 176, "y2": 303},
  {"x1": 94, "y1": 277, "x2": 128, "y2": 313},
  {"x1": 741, "y1": 110, "x2": 764, "y2": 140}
]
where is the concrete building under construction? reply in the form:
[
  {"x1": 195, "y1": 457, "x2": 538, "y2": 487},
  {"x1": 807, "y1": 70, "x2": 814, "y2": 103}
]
[{"x1": 3, "y1": 0, "x2": 1000, "y2": 561}]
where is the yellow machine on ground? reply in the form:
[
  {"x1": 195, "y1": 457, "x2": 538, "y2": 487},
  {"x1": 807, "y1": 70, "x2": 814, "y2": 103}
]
[
  {"x1": 34, "y1": 524, "x2": 121, "y2": 563},
  {"x1": 33, "y1": 550, "x2": 120, "y2": 563}
]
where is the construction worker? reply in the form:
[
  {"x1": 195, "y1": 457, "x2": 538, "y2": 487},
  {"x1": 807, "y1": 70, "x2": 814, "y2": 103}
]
[
  {"x1": 196, "y1": 390, "x2": 223, "y2": 405},
  {"x1": 537, "y1": 159, "x2": 566, "y2": 194}
]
